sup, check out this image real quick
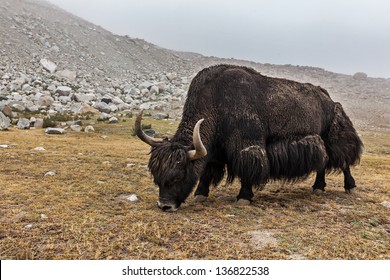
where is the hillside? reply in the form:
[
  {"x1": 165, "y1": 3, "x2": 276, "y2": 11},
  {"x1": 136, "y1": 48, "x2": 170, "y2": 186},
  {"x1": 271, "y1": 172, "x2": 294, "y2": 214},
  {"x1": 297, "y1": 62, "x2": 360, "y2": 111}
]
[{"x1": 0, "y1": 0, "x2": 389, "y2": 130}]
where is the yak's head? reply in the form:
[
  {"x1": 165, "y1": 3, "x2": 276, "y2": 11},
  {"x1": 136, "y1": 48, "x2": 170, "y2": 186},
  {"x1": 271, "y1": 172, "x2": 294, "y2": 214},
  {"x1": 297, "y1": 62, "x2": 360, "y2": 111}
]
[{"x1": 135, "y1": 111, "x2": 207, "y2": 212}]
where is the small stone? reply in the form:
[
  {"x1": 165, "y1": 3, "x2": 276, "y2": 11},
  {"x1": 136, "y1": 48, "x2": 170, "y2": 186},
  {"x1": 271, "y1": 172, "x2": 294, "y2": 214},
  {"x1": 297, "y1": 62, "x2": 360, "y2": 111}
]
[
  {"x1": 84, "y1": 125, "x2": 95, "y2": 132},
  {"x1": 56, "y1": 70, "x2": 77, "y2": 81},
  {"x1": 70, "y1": 124, "x2": 82, "y2": 132},
  {"x1": 380, "y1": 201, "x2": 390, "y2": 208},
  {"x1": 40, "y1": 214, "x2": 48, "y2": 219},
  {"x1": 126, "y1": 194, "x2": 139, "y2": 203},
  {"x1": 40, "y1": 58, "x2": 57, "y2": 73},
  {"x1": 127, "y1": 163, "x2": 136, "y2": 168},
  {"x1": 44, "y1": 171, "x2": 56, "y2": 176},
  {"x1": 97, "y1": 112, "x2": 111, "y2": 121},
  {"x1": 45, "y1": 128, "x2": 66, "y2": 134},
  {"x1": 108, "y1": 117, "x2": 118, "y2": 123},
  {"x1": 101, "y1": 135, "x2": 108, "y2": 139},
  {"x1": 0, "y1": 144, "x2": 9, "y2": 149},
  {"x1": 25, "y1": 224, "x2": 33, "y2": 229},
  {"x1": 56, "y1": 86, "x2": 72, "y2": 96},
  {"x1": 32, "y1": 147, "x2": 46, "y2": 151},
  {"x1": 152, "y1": 113, "x2": 168, "y2": 120},
  {"x1": 102, "y1": 161, "x2": 110, "y2": 165}
]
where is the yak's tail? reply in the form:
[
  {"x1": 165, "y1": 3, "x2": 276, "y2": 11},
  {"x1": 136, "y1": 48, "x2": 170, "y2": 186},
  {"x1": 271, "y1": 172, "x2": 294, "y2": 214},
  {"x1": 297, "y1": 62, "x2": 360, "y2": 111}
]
[
  {"x1": 267, "y1": 135, "x2": 328, "y2": 181},
  {"x1": 325, "y1": 103, "x2": 363, "y2": 170}
]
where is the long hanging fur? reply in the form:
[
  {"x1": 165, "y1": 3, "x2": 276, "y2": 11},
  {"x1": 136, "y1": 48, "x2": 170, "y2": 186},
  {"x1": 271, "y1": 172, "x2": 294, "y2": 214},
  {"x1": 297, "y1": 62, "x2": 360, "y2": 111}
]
[
  {"x1": 267, "y1": 135, "x2": 328, "y2": 181},
  {"x1": 325, "y1": 103, "x2": 363, "y2": 170}
]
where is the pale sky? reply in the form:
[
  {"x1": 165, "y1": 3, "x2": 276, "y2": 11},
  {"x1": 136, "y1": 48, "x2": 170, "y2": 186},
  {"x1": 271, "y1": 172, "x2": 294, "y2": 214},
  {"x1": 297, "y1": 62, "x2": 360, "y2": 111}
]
[{"x1": 46, "y1": 0, "x2": 390, "y2": 78}]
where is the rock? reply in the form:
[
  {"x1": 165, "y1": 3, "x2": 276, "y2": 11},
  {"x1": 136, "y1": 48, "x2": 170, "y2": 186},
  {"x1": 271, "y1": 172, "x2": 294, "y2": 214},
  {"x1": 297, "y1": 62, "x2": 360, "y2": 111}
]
[
  {"x1": 70, "y1": 124, "x2": 82, "y2": 132},
  {"x1": 138, "y1": 81, "x2": 153, "y2": 90},
  {"x1": 32, "y1": 147, "x2": 46, "y2": 151},
  {"x1": 1, "y1": 105, "x2": 12, "y2": 117},
  {"x1": 40, "y1": 58, "x2": 57, "y2": 73},
  {"x1": 40, "y1": 214, "x2": 48, "y2": 219},
  {"x1": 34, "y1": 118, "x2": 44, "y2": 129},
  {"x1": 56, "y1": 70, "x2": 77, "y2": 81},
  {"x1": 166, "y1": 72, "x2": 177, "y2": 81},
  {"x1": 152, "y1": 113, "x2": 168, "y2": 120},
  {"x1": 126, "y1": 194, "x2": 139, "y2": 203},
  {"x1": 101, "y1": 94, "x2": 113, "y2": 104},
  {"x1": 149, "y1": 85, "x2": 159, "y2": 95},
  {"x1": 94, "y1": 101, "x2": 111, "y2": 113},
  {"x1": 380, "y1": 201, "x2": 390, "y2": 208},
  {"x1": 0, "y1": 144, "x2": 9, "y2": 149},
  {"x1": 80, "y1": 103, "x2": 99, "y2": 114},
  {"x1": 97, "y1": 112, "x2": 111, "y2": 121},
  {"x1": 56, "y1": 86, "x2": 72, "y2": 96},
  {"x1": 37, "y1": 96, "x2": 54, "y2": 107},
  {"x1": 17, "y1": 118, "x2": 30, "y2": 129},
  {"x1": 108, "y1": 117, "x2": 118, "y2": 123},
  {"x1": 10, "y1": 103, "x2": 26, "y2": 112},
  {"x1": 45, "y1": 128, "x2": 66, "y2": 134},
  {"x1": 0, "y1": 112, "x2": 11, "y2": 130},
  {"x1": 44, "y1": 171, "x2": 56, "y2": 176},
  {"x1": 84, "y1": 125, "x2": 95, "y2": 132}
]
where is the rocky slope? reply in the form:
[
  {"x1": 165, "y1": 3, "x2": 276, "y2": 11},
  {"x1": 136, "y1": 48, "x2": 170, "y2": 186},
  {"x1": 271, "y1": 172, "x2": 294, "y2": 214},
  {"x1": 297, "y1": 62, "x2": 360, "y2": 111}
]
[{"x1": 1, "y1": 0, "x2": 389, "y2": 131}]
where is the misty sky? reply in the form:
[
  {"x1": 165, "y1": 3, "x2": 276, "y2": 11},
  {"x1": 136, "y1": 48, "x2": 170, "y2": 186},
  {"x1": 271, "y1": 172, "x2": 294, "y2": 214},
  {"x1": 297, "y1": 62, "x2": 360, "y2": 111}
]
[{"x1": 46, "y1": 0, "x2": 390, "y2": 78}]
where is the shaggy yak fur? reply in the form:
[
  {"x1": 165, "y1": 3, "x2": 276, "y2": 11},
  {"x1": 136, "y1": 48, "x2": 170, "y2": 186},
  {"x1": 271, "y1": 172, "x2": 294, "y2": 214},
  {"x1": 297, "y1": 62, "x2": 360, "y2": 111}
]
[{"x1": 137, "y1": 64, "x2": 363, "y2": 211}]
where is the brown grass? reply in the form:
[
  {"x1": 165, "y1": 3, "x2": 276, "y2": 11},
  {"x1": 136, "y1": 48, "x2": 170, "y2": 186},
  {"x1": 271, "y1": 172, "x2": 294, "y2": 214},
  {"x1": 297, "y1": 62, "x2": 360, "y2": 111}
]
[{"x1": 0, "y1": 118, "x2": 389, "y2": 260}]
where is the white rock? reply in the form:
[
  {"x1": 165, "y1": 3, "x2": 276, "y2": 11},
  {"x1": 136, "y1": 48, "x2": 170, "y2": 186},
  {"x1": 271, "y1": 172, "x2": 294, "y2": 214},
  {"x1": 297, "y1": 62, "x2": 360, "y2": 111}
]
[
  {"x1": 380, "y1": 201, "x2": 390, "y2": 208},
  {"x1": 0, "y1": 112, "x2": 11, "y2": 130},
  {"x1": 40, "y1": 58, "x2": 57, "y2": 73},
  {"x1": 108, "y1": 117, "x2": 118, "y2": 123},
  {"x1": 84, "y1": 125, "x2": 95, "y2": 132},
  {"x1": 126, "y1": 194, "x2": 139, "y2": 202},
  {"x1": 44, "y1": 171, "x2": 56, "y2": 176},
  {"x1": 32, "y1": 147, "x2": 46, "y2": 151},
  {"x1": 56, "y1": 86, "x2": 72, "y2": 96},
  {"x1": 56, "y1": 70, "x2": 77, "y2": 81},
  {"x1": 17, "y1": 118, "x2": 30, "y2": 129},
  {"x1": 40, "y1": 214, "x2": 48, "y2": 219},
  {"x1": 70, "y1": 125, "x2": 82, "y2": 132},
  {"x1": 0, "y1": 144, "x2": 9, "y2": 149}
]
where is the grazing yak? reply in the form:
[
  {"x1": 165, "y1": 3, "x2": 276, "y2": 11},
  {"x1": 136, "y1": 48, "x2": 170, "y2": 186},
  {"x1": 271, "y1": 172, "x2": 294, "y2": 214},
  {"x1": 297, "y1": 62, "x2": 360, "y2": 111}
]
[{"x1": 135, "y1": 64, "x2": 363, "y2": 211}]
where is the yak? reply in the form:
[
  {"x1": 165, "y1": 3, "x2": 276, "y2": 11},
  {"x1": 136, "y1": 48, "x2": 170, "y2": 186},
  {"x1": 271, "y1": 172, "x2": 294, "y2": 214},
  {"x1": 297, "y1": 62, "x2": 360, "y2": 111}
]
[{"x1": 135, "y1": 64, "x2": 363, "y2": 211}]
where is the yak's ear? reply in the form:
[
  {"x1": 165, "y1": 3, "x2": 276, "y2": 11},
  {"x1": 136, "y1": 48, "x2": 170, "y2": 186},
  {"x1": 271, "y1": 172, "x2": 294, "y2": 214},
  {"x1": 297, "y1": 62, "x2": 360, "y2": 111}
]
[{"x1": 187, "y1": 119, "x2": 207, "y2": 161}]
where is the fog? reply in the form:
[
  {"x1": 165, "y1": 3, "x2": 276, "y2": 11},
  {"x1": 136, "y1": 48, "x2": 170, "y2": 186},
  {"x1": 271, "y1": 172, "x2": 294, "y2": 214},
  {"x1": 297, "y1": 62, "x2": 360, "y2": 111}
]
[{"x1": 47, "y1": 0, "x2": 390, "y2": 78}]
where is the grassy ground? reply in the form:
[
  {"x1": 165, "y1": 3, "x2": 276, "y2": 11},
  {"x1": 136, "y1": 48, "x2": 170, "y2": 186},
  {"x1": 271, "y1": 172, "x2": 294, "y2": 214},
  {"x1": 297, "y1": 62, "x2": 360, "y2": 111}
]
[{"x1": 0, "y1": 117, "x2": 389, "y2": 259}]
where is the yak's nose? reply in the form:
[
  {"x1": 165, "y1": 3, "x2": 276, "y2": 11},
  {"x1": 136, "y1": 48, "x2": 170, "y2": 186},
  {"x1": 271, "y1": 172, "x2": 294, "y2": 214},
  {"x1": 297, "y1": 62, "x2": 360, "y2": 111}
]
[{"x1": 157, "y1": 200, "x2": 178, "y2": 212}]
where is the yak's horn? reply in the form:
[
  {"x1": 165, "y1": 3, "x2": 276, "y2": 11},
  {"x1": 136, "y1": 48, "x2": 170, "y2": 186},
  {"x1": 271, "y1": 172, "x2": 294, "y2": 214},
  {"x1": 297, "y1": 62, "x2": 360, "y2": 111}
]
[
  {"x1": 134, "y1": 110, "x2": 163, "y2": 147},
  {"x1": 188, "y1": 119, "x2": 207, "y2": 161}
]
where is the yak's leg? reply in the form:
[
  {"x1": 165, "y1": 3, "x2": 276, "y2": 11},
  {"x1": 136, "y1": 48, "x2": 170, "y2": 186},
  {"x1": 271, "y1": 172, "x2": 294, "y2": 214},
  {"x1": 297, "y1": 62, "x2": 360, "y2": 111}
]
[
  {"x1": 236, "y1": 145, "x2": 269, "y2": 205},
  {"x1": 343, "y1": 166, "x2": 356, "y2": 194},
  {"x1": 312, "y1": 168, "x2": 327, "y2": 194},
  {"x1": 236, "y1": 183, "x2": 254, "y2": 205},
  {"x1": 194, "y1": 162, "x2": 224, "y2": 203}
]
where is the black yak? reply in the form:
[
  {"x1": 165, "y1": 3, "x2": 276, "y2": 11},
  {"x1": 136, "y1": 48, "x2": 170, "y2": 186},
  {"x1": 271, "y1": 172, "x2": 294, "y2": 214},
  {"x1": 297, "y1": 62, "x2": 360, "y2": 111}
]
[{"x1": 135, "y1": 64, "x2": 363, "y2": 211}]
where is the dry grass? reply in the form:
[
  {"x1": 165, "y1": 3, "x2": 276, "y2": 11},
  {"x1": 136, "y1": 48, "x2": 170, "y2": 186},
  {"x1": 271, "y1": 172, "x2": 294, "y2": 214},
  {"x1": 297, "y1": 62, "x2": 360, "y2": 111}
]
[{"x1": 0, "y1": 118, "x2": 389, "y2": 260}]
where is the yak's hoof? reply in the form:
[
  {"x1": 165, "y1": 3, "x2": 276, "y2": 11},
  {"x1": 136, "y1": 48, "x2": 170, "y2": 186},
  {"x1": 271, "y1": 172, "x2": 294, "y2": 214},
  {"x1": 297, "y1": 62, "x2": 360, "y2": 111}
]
[
  {"x1": 236, "y1": 199, "x2": 251, "y2": 206},
  {"x1": 194, "y1": 195, "x2": 208, "y2": 203},
  {"x1": 345, "y1": 188, "x2": 356, "y2": 194},
  {"x1": 312, "y1": 188, "x2": 325, "y2": 195}
]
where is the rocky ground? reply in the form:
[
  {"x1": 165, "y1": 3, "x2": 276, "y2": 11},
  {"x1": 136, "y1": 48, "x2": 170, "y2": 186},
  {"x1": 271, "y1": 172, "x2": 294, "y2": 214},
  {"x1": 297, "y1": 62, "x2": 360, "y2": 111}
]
[{"x1": 1, "y1": 0, "x2": 389, "y2": 132}]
